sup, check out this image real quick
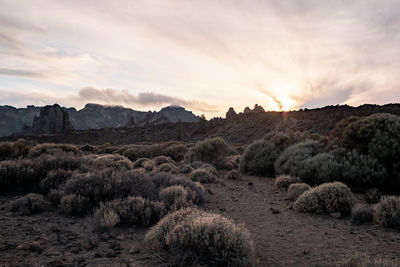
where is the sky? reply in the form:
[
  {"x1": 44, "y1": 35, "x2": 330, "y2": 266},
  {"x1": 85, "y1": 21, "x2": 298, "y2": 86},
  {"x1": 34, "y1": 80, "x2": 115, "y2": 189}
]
[{"x1": 1, "y1": 0, "x2": 400, "y2": 118}]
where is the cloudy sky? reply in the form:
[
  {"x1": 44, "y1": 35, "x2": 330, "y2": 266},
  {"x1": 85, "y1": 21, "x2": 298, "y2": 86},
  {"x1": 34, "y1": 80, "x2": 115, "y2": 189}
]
[{"x1": 1, "y1": 0, "x2": 400, "y2": 117}]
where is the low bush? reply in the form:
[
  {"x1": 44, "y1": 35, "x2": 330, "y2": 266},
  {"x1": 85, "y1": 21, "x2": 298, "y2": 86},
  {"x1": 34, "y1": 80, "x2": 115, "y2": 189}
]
[
  {"x1": 220, "y1": 155, "x2": 240, "y2": 170},
  {"x1": 364, "y1": 188, "x2": 381, "y2": 204},
  {"x1": 201, "y1": 163, "x2": 218, "y2": 176},
  {"x1": 274, "y1": 175, "x2": 302, "y2": 189},
  {"x1": 337, "y1": 254, "x2": 400, "y2": 267},
  {"x1": 287, "y1": 183, "x2": 311, "y2": 201},
  {"x1": 162, "y1": 144, "x2": 188, "y2": 161},
  {"x1": 373, "y1": 196, "x2": 400, "y2": 228},
  {"x1": 91, "y1": 203, "x2": 120, "y2": 230},
  {"x1": 48, "y1": 189, "x2": 66, "y2": 206},
  {"x1": 0, "y1": 159, "x2": 36, "y2": 194},
  {"x1": 189, "y1": 169, "x2": 216, "y2": 184},
  {"x1": 240, "y1": 140, "x2": 279, "y2": 177},
  {"x1": 29, "y1": 143, "x2": 82, "y2": 158},
  {"x1": 159, "y1": 185, "x2": 192, "y2": 211},
  {"x1": 133, "y1": 158, "x2": 155, "y2": 172},
  {"x1": 80, "y1": 144, "x2": 97, "y2": 152},
  {"x1": 153, "y1": 156, "x2": 173, "y2": 166},
  {"x1": 10, "y1": 193, "x2": 50, "y2": 215},
  {"x1": 226, "y1": 170, "x2": 241, "y2": 180},
  {"x1": 351, "y1": 204, "x2": 373, "y2": 225},
  {"x1": 158, "y1": 163, "x2": 179, "y2": 174},
  {"x1": 93, "y1": 154, "x2": 133, "y2": 171},
  {"x1": 60, "y1": 194, "x2": 92, "y2": 216},
  {"x1": 294, "y1": 182, "x2": 354, "y2": 215},
  {"x1": 39, "y1": 169, "x2": 75, "y2": 193},
  {"x1": 180, "y1": 164, "x2": 194, "y2": 174},
  {"x1": 144, "y1": 208, "x2": 256, "y2": 266},
  {"x1": 185, "y1": 137, "x2": 231, "y2": 167},
  {"x1": 0, "y1": 139, "x2": 29, "y2": 160}
]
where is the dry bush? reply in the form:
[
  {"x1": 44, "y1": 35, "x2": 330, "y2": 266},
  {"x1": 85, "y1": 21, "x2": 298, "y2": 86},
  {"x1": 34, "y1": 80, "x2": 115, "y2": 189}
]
[
  {"x1": 185, "y1": 137, "x2": 232, "y2": 167},
  {"x1": 39, "y1": 169, "x2": 75, "y2": 193},
  {"x1": 240, "y1": 140, "x2": 279, "y2": 177},
  {"x1": 80, "y1": 144, "x2": 97, "y2": 153},
  {"x1": 0, "y1": 139, "x2": 29, "y2": 160},
  {"x1": 220, "y1": 155, "x2": 240, "y2": 170},
  {"x1": 226, "y1": 170, "x2": 241, "y2": 180},
  {"x1": 201, "y1": 163, "x2": 218, "y2": 176},
  {"x1": 133, "y1": 158, "x2": 155, "y2": 172},
  {"x1": 287, "y1": 183, "x2": 311, "y2": 201},
  {"x1": 153, "y1": 156, "x2": 173, "y2": 166},
  {"x1": 274, "y1": 175, "x2": 302, "y2": 189},
  {"x1": 29, "y1": 143, "x2": 82, "y2": 158},
  {"x1": 48, "y1": 189, "x2": 66, "y2": 206},
  {"x1": 189, "y1": 169, "x2": 216, "y2": 184},
  {"x1": 162, "y1": 144, "x2": 188, "y2": 161},
  {"x1": 364, "y1": 188, "x2": 381, "y2": 204},
  {"x1": 144, "y1": 208, "x2": 257, "y2": 267},
  {"x1": 294, "y1": 182, "x2": 354, "y2": 215},
  {"x1": 60, "y1": 194, "x2": 92, "y2": 216},
  {"x1": 159, "y1": 185, "x2": 192, "y2": 211},
  {"x1": 180, "y1": 164, "x2": 194, "y2": 174},
  {"x1": 373, "y1": 196, "x2": 400, "y2": 228},
  {"x1": 351, "y1": 204, "x2": 373, "y2": 225},
  {"x1": 0, "y1": 159, "x2": 36, "y2": 194},
  {"x1": 151, "y1": 172, "x2": 206, "y2": 205},
  {"x1": 116, "y1": 143, "x2": 165, "y2": 161},
  {"x1": 337, "y1": 254, "x2": 400, "y2": 267},
  {"x1": 91, "y1": 203, "x2": 120, "y2": 230},
  {"x1": 107, "y1": 196, "x2": 165, "y2": 226},
  {"x1": 93, "y1": 154, "x2": 133, "y2": 171},
  {"x1": 158, "y1": 163, "x2": 179, "y2": 174},
  {"x1": 10, "y1": 193, "x2": 50, "y2": 215}
]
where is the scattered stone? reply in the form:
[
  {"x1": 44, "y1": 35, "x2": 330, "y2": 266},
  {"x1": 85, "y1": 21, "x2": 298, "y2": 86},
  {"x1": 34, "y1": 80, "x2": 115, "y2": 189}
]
[
  {"x1": 27, "y1": 241, "x2": 43, "y2": 253},
  {"x1": 248, "y1": 182, "x2": 253, "y2": 187},
  {"x1": 303, "y1": 250, "x2": 310, "y2": 255},
  {"x1": 287, "y1": 204, "x2": 293, "y2": 210},
  {"x1": 106, "y1": 250, "x2": 117, "y2": 258},
  {"x1": 270, "y1": 207, "x2": 280, "y2": 214},
  {"x1": 219, "y1": 207, "x2": 226, "y2": 212},
  {"x1": 50, "y1": 225, "x2": 61, "y2": 233},
  {"x1": 116, "y1": 233, "x2": 125, "y2": 240}
]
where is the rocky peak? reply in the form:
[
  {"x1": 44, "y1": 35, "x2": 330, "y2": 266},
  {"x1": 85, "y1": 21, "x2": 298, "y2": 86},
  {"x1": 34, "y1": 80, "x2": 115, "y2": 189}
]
[
  {"x1": 253, "y1": 104, "x2": 265, "y2": 113},
  {"x1": 226, "y1": 107, "x2": 237, "y2": 118},
  {"x1": 243, "y1": 107, "x2": 251, "y2": 113},
  {"x1": 30, "y1": 104, "x2": 72, "y2": 134}
]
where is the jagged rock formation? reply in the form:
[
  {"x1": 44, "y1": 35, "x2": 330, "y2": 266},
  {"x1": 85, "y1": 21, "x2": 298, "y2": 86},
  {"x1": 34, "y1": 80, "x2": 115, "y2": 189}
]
[
  {"x1": 226, "y1": 107, "x2": 237, "y2": 118},
  {"x1": 0, "y1": 105, "x2": 41, "y2": 137},
  {"x1": 243, "y1": 107, "x2": 251, "y2": 113},
  {"x1": 158, "y1": 106, "x2": 199, "y2": 123},
  {"x1": 253, "y1": 104, "x2": 265, "y2": 113},
  {"x1": 30, "y1": 104, "x2": 72, "y2": 134}
]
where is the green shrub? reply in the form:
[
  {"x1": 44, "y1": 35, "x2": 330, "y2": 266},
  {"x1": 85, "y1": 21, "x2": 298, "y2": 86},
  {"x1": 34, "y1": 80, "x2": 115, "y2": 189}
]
[
  {"x1": 60, "y1": 194, "x2": 92, "y2": 216},
  {"x1": 91, "y1": 203, "x2": 120, "y2": 230},
  {"x1": 144, "y1": 208, "x2": 256, "y2": 267},
  {"x1": 351, "y1": 204, "x2": 373, "y2": 225},
  {"x1": 287, "y1": 183, "x2": 311, "y2": 201},
  {"x1": 185, "y1": 137, "x2": 231, "y2": 167},
  {"x1": 337, "y1": 254, "x2": 400, "y2": 267},
  {"x1": 240, "y1": 140, "x2": 280, "y2": 177},
  {"x1": 108, "y1": 196, "x2": 165, "y2": 226},
  {"x1": 159, "y1": 185, "x2": 192, "y2": 211},
  {"x1": 274, "y1": 175, "x2": 302, "y2": 189},
  {"x1": 162, "y1": 144, "x2": 188, "y2": 161},
  {"x1": 373, "y1": 196, "x2": 400, "y2": 228},
  {"x1": 189, "y1": 169, "x2": 216, "y2": 184},
  {"x1": 294, "y1": 182, "x2": 354, "y2": 215},
  {"x1": 158, "y1": 163, "x2": 179, "y2": 174},
  {"x1": 10, "y1": 193, "x2": 50, "y2": 215},
  {"x1": 29, "y1": 143, "x2": 82, "y2": 157},
  {"x1": 226, "y1": 170, "x2": 241, "y2": 180}
]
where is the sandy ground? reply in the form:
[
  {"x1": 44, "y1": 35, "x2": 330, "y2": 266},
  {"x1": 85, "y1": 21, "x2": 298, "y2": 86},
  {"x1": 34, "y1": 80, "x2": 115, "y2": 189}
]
[{"x1": 0, "y1": 173, "x2": 399, "y2": 266}]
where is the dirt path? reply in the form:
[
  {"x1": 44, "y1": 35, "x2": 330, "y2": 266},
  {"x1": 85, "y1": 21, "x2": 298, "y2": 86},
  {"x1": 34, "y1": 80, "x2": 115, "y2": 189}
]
[{"x1": 205, "y1": 174, "x2": 400, "y2": 266}]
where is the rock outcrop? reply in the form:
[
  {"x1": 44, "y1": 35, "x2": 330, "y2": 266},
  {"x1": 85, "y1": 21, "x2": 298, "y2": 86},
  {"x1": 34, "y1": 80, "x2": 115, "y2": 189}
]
[
  {"x1": 30, "y1": 104, "x2": 72, "y2": 134},
  {"x1": 243, "y1": 107, "x2": 251, "y2": 113},
  {"x1": 226, "y1": 107, "x2": 237, "y2": 118},
  {"x1": 253, "y1": 104, "x2": 265, "y2": 113}
]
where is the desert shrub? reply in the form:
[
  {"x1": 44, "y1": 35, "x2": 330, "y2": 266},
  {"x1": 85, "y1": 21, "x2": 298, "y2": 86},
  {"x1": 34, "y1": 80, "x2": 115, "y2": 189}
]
[
  {"x1": 48, "y1": 189, "x2": 66, "y2": 206},
  {"x1": 351, "y1": 204, "x2": 373, "y2": 225},
  {"x1": 274, "y1": 175, "x2": 302, "y2": 189},
  {"x1": 201, "y1": 163, "x2": 218, "y2": 176},
  {"x1": 159, "y1": 185, "x2": 192, "y2": 211},
  {"x1": 29, "y1": 143, "x2": 82, "y2": 158},
  {"x1": 240, "y1": 140, "x2": 280, "y2": 177},
  {"x1": 287, "y1": 183, "x2": 311, "y2": 201},
  {"x1": 226, "y1": 170, "x2": 241, "y2": 180},
  {"x1": 338, "y1": 254, "x2": 400, "y2": 267},
  {"x1": 34, "y1": 152, "x2": 89, "y2": 174},
  {"x1": 153, "y1": 156, "x2": 173, "y2": 166},
  {"x1": 180, "y1": 164, "x2": 194, "y2": 174},
  {"x1": 158, "y1": 163, "x2": 179, "y2": 174},
  {"x1": 91, "y1": 203, "x2": 120, "y2": 230},
  {"x1": 133, "y1": 158, "x2": 155, "y2": 172},
  {"x1": 151, "y1": 172, "x2": 206, "y2": 204},
  {"x1": 294, "y1": 182, "x2": 354, "y2": 215},
  {"x1": 329, "y1": 113, "x2": 400, "y2": 191},
  {"x1": 0, "y1": 139, "x2": 29, "y2": 160},
  {"x1": 108, "y1": 196, "x2": 165, "y2": 226},
  {"x1": 189, "y1": 169, "x2": 216, "y2": 184},
  {"x1": 328, "y1": 116, "x2": 362, "y2": 146},
  {"x1": 144, "y1": 208, "x2": 256, "y2": 267},
  {"x1": 39, "y1": 169, "x2": 75, "y2": 193},
  {"x1": 185, "y1": 137, "x2": 231, "y2": 167},
  {"x1": 373, "y1": 196, "x2": 400, "y2": 228},
  {"x1": 190, "y1": 161, "x2": 204, "y2": 169},
  {"x1": 220, "y1": 155, "x2": 240, "y2": 170},
  {"x1": 10, "y1": 193, "x2": 50, "y2": 215},
  {"x1": 117, "y1": 144, "x2": 164, "y2": 161},
  {"x1": 93, "y1": 154, "x2": 133, "y2": 171},
  {"x1": 80, "y1": 144, "x2": 97, "y2": 152},
  {"x1": 60, "y1": 194, "x2": 92, "y2": 216},
  {"x1": 364, "y1": 188, "x2": 382, "y2": 204},
  {"x1": 162, "y1": 144, "x2": 188, "y2": 161},
  {"x1": 0, "y1": 159, "x2": 36, "y2": 194}
]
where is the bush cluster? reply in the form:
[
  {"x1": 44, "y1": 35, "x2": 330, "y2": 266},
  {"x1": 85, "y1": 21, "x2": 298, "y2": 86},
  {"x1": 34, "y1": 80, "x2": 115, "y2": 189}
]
[
  {"x1": 185, "y1": 137, "x2": 232, "y2": 167},
  {"x1": 159, "y1": 185, "x2": 193, "y2": 211},
  {"x1": 144, "y1": 208, "x2": 257, "y2": 267},
  {"x1": 10, "y1": 193, "x2": 50, "y2": 215},
  {"x1": 60, "y1": 194, "x2": 91, "y2": 216},
  {"x1": 287, "y1": 183, "x2": 311, "y2": 201},
  {"x1": 29, "y1": 143, "x2": 82, "y2": 158},
  {"x1": 294, "y1": 182, "x2": 354, "y2": 215},
  {"x1": 373, "y1": 196, "x2": 400, "y2": 228},
  {"x1": 0, "y1": 139, "x2": 29, "y2": 161},
  {"x1": 189, "y1": 169, "x2": 216, "y2": 184},
  {"x1": 274, "y1": 175, "x2": 302, "y2": 189}
]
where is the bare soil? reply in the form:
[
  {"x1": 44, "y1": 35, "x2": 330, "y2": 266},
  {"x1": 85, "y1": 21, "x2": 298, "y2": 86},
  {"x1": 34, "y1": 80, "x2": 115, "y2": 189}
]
[{"x1": 1, "y1": 173, "x2": 399, "y2": 267}]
